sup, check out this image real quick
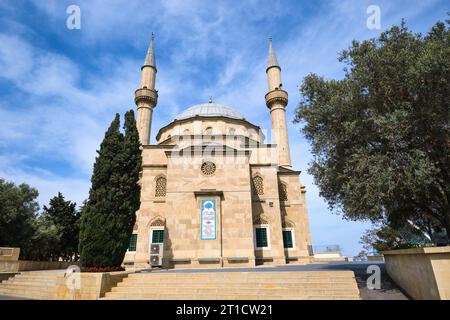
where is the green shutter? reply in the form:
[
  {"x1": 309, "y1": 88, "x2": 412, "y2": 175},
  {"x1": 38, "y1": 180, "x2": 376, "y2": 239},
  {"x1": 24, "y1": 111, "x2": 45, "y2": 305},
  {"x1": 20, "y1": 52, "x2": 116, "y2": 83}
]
[
  {"x1": 128, "y1": 234, "x2": 137, "y2": 251},
  {"x1": 255, "y1": 227, "x2": 268, "y2": 248},
  {"x1": 283, "y1": 230, "x2": 293, "y2": 248},
  {"x1": 152, "y1": 230, "x2": 164, "y2": 243}
]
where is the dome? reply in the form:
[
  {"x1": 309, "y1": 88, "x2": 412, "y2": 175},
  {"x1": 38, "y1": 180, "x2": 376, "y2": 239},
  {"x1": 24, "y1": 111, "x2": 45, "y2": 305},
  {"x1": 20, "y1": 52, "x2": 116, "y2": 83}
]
[{"x1": 174, "y1": 103, "x2": 244, "y2": 121}]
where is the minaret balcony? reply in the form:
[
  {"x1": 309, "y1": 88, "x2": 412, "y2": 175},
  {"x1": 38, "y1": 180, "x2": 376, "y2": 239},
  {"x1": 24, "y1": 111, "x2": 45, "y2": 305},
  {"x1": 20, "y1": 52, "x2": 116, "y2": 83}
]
[
  {"x1": 265, "y1": 89, "x2": 288, "y2": 108},
  {"x1": 135, "y1": 88, "x2": 158, "y2": 106}
]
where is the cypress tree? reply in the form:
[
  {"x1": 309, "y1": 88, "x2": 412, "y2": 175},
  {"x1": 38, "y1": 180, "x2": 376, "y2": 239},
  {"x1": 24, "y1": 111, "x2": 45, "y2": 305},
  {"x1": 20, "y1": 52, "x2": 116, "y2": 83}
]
[
  {"x1": 79, "y1": 114, "x2": 124, "y2": 268},
  {"x1": 78, "y1": 111, "x2": 142, "y2": 269},
  {"x1": 111, "y1": 110, "x2": 142, "y2": 267}
]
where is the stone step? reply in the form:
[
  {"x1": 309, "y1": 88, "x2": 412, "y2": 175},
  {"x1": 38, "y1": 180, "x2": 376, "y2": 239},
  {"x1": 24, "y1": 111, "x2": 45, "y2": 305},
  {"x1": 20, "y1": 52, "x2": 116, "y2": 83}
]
[
  {"x1": 16, "y1": 272, "x2": 64, "y2": 277},
  {"x1": 0, "y1": 284, "x2": 59, "y2": 293},
  {"x1": 102, "y1": 271, "x2": 361, "y2": 300},
  {"x1": 129, "y1": 271, "x2": 355, "y2": 278},
  {"x1": 0, "y1": 283, "x2": 60, "y2": 291},
  {"x1": 127, "y1": 276, "x2": 355, "y2": 281},
  {"x1": 122, "y1": 278, "x2": 354, "y2": 285},
  {"x1": 103, "y1": 292, "x2": 358, "y2": 300},
  {"x1": 109, "y1": 286, "x2": 359, "y2": 296},
  {"x1": 116, "y1": 281, "x2": 357, "y2": 289},
  {"x1": 0, "y1": 287, "x2": 57, "y2": 299},
  {"x1": 13, "y1": 274, "x2": 64, "y2": 278},
  {"x1": 7, "y1": 279, "x2": 61, "y2": 285},
  {"x1": 103, "y1": 293, "x2": 294, "y2": 300},
  {"x1": 0, "y1": 270, "x2": 361, "y2": 300}
]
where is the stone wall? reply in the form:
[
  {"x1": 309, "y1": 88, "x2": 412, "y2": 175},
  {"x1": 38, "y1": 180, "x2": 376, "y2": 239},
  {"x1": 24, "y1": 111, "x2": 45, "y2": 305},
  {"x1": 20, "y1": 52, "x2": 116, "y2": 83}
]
[
  {"x1": 0, "y1": 260, "x2": 79, "y2": 272},
  {"x1": 55, "y1": 271, "x2": 131, "y2": 300},
  {"x1": 383, "y1": 247, "x2": 450, "y2": 300},
  {"x1": 0, "y1": 247, "x2": 20, "y2": 261}
]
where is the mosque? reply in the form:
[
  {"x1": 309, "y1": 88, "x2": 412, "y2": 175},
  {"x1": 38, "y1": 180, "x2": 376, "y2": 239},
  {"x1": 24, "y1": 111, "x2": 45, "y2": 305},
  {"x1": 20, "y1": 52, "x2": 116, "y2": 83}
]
[{"x1": 124, "y1": 34, "x2": 313, "y2": 269}]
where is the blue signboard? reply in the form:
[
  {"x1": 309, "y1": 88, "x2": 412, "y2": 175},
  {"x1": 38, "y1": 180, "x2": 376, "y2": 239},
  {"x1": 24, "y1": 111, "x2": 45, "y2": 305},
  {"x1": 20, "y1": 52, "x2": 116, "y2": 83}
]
[{"x1": 200, "y1": 199, "x2": 216, "y2": 240}]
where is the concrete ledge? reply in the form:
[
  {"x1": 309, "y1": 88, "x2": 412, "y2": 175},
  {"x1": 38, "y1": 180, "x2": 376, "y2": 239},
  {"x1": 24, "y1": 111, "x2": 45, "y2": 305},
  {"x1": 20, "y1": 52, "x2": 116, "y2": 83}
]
[
  {"x1": 226, "y1": 257, "x2": 249, "y2": 261},
  {"x1": 198, "y1": 258, "x2": 221, "y2": 263},
  {"x1": 383, "y1": 247, "x2": 449, "y2": 255},
  {"x1": 382, "y1": 246, "x2": 450, "y2": 300},
  {"x1": 0, "y1": 260, "x2": 79, "y2": 272},
  {"x1": 0, "y1": 247, "x2": 20, "y2": 261},
  {"x1": 367, "y1": 255, "x2": 384, "y2": 262},
  {"x1": 169, "y1": 258, "x2": 191, "y2": 263}
]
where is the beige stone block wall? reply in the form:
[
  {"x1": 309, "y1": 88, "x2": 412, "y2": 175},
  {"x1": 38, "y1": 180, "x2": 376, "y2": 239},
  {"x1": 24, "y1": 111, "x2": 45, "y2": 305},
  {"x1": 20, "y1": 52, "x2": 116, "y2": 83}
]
[
  {"x1": 18, "y1": 261, "x2": 79, "y2": 271},
  {"x1": 55, "y1": 271, "x2": 131, "y2": 300},
  {"x1": 251, "y1": 166, "x2": 286, "y2": 266},
  {"x1": 162, "y1": 155, "x2": 255, "y2": 269},
  {"x1": 0, "y1": 247, "x2": 20, "y2": 261},
  {"x1": 1, "y1": 260, "x2": 78, "y2": 272},
  {"x1": 0, "y1": 261, "x2": 19, "y2": 272},
  {"x1": 278, "y1": 173, "x2": 312, "y2": 260},
  {"x1": 383, "y1": 247, "x2": 450, "y2": 300}
]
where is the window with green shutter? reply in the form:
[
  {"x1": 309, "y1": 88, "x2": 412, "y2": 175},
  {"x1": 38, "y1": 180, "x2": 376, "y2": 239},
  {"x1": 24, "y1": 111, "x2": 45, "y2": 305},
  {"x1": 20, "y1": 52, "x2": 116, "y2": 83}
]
[
  {"x1": 128, "y1": 234, "x2": 137, "y2": 251},
  {"x1": 255, "y1": 227, "x2": 268, "y2": 248},
  {"x1": 283, "y1": 230, "x2": 293, "y2": 249},
  {"x1": 151, "y1": 229, "x2": 164, "y2": 243}
]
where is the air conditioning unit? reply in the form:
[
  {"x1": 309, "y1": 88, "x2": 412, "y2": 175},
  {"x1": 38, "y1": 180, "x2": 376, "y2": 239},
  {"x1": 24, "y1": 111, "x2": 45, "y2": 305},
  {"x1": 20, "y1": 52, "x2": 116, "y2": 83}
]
[{"x1": 150, "y1": 243, "x2": 163, "y2": 267}]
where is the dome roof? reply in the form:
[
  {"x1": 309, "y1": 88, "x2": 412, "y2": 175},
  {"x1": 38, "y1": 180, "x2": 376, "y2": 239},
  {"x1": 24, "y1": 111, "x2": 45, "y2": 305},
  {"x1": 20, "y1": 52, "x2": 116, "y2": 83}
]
[{"x1": 174, "y1": 103, "x2": 244, "y2": 121}]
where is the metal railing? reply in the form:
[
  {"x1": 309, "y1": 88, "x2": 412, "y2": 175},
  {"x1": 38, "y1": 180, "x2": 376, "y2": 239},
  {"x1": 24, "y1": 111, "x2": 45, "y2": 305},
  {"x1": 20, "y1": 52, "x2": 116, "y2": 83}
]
[{"x1": 312, "y1": 245, "x2": 342, "y2": 254}]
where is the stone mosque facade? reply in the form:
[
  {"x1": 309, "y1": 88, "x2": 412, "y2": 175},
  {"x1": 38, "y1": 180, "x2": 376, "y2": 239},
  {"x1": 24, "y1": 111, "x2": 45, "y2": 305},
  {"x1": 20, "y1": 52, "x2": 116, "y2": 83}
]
[{"x1": 123, "y1": 34, "x2": 313, "y2": 269}]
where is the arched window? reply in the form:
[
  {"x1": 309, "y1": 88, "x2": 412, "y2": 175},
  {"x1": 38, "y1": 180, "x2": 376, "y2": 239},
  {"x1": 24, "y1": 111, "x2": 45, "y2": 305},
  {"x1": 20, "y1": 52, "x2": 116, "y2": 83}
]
[
  {"x1": 205, "y1": 127, "x2": 212, "y2": 135},
  {"x1": 183, "y1": 129, "x2": 190, "y2": 135},
  {"x1": 279, "y1": 182, "x2": 288, "y2": 201},
  {"x1": 150, "y1": 218, "x2": 165, "y2": 227},
  {"x1": 252, "y1": 176, "x2": 264, "y2": 195},
  {"x1": 228, "y1": 128, "x2": 235, "y2": 135},
  {"x1": 155, "y1": 176, "x2": 167, "y2": 197}
]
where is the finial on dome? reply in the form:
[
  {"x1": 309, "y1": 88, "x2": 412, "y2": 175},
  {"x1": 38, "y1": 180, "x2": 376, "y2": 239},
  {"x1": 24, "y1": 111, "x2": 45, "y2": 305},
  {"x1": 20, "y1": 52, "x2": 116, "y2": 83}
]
[{"x1": 208, "y1": 96, "x2": 213, "y2": 103}]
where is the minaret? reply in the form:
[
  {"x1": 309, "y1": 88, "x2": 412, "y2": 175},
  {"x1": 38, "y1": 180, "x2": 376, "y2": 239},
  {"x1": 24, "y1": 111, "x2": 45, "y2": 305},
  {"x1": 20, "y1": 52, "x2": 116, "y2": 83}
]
[
  {"x1": 265, "y1": 37, "x2": 292, "y2": 168},
  {"x1": 135, "y1": 33, "x2": 158, "y2": 145}
]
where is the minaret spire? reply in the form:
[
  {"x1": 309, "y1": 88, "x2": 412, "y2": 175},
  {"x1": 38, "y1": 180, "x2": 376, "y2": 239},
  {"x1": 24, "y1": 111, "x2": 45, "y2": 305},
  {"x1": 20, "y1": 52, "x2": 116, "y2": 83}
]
[
  {"x1": 135, "y1": 32, "x2": 158, "y2": 145},
  {"x1": 267, "y1": 36, "x2": 280, "y2": 71},
  {"x1": 142, "y1": 32, "x2": 156, "y2": 70}
]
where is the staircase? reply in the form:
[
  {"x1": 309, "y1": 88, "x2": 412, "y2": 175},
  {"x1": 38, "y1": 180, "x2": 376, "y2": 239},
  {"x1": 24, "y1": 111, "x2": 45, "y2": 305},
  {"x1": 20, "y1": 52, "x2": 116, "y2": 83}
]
[
  {"x1": 103, "y1": 270, "x2": 361, "y2": 300},
  {"x1": 0, "y1": 271, "x2": 65, "y2": 299}
]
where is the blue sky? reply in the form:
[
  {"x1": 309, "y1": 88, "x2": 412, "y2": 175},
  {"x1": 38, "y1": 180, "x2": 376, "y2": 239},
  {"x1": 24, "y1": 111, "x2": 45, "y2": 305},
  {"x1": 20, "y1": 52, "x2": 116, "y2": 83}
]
[{"x1": 0, "y1": 0, "x2": 448, "y2": 257}]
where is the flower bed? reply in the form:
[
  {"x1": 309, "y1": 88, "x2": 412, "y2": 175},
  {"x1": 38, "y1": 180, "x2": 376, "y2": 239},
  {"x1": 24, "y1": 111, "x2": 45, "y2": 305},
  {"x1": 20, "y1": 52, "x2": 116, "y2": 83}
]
[{"x1": 80, "y1": 266, "x2": 125, "y2": 273}]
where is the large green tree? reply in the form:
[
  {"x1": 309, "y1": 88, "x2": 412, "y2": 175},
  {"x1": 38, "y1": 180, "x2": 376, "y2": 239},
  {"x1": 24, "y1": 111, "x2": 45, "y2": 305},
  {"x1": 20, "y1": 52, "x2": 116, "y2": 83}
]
[
  {"x1": 294, "y1": 19, "x2": 449, "y2": 240},
  {"x1": 41, "y1": 193, "x2": 80, "y2": 261},
  {"x1": 28, "y1": 217, "x2": 60, "y2": 261},
  {"x1": 79, "y1": 110, "x2": 141, "y2": 269},
  {"x1": 0, "y1": 179, "x2": 39, "y2": 259}
]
